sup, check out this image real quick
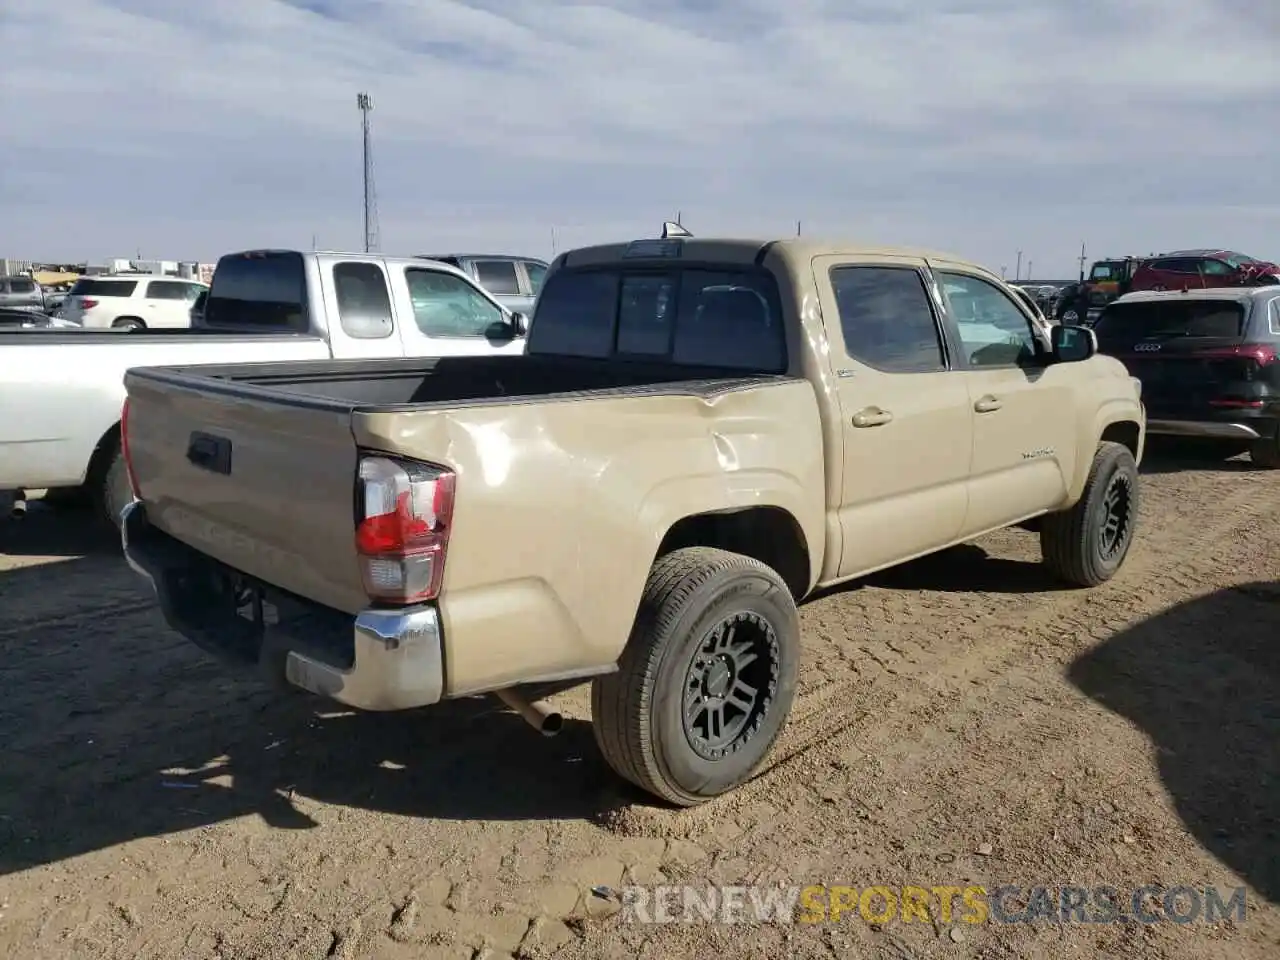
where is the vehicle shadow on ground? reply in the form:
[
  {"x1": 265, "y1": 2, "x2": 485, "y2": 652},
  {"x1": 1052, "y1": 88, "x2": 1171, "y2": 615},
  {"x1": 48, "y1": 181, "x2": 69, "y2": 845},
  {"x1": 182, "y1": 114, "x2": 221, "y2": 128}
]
[
  {"x1": 1068, "y1": 582, "x2": 1280, "y2": 904},
  {"x1": 1138, "y1": 438, "x2": 1265, "y2": 475},
  {"x1": 0, "y1": 500, "x2": 120, "y2": 558},
  {"x1": 0, "y1": 552, "x2": 630, "y2": 877},
  {"x1": 836, "y1": 541, "x2": 1074, "y2": 598}
]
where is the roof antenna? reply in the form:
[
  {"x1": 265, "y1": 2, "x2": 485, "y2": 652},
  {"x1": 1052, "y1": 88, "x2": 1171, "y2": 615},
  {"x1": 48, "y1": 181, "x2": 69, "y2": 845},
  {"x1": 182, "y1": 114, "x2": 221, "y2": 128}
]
[{"x1": 661, "y1": 220, "x2": 693, "y2": 239}]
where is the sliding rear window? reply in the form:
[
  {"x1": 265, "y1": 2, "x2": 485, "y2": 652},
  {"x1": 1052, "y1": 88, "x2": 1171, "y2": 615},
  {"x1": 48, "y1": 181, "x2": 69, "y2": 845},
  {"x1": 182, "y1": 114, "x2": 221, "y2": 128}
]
[
  {"x1": 1095, "y1": 299, "x2": 1247, "y2": 347},
  {"x1": 203, "y1": 251, "x2": 309, "y2": 331},
  {"x1": 528, "y1": 266, "x2": 787, "y2": 372}
]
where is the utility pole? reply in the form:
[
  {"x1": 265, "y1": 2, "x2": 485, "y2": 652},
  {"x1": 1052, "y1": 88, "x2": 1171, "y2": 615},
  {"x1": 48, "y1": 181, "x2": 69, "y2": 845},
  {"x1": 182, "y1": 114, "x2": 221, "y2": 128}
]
[
  {"x1": 796, "y1": 220, "x2": 801, "y2": 237},
  {"x1": 357, "y1": 92, "x2": 379, "y2": 253},
  {"x1": 1026, "y1": 260, "x2": 1033, "y2": 281},
  {"x1": 1077, "y1": 241, "x2": 1088, "y2": 281},
  {"x1": 1015, "y1": 250, "x2": 1023, "y2": 282},
  {"x1": 550, "y1": 227, "x2": 557, "y2": 256},
  {"x1": 1001, "y1": 265, "x2": 1007, "y2": 280}
]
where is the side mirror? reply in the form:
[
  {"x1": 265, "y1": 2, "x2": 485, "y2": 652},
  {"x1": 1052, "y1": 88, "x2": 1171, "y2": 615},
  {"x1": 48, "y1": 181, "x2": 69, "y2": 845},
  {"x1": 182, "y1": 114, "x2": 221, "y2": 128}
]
[
  {"x1": 1051, "y1": 324, "x2": 1097, "y2": 363},
  {"x1": 509, "y1": 311, "x2": 529, "y2": 337}
]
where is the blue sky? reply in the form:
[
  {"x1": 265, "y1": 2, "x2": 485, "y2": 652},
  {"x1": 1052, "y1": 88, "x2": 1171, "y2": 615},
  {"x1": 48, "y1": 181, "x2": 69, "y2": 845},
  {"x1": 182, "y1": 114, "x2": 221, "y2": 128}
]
[{"x1": 3, "y1": 0, "x2": 1278, "y2": 277}]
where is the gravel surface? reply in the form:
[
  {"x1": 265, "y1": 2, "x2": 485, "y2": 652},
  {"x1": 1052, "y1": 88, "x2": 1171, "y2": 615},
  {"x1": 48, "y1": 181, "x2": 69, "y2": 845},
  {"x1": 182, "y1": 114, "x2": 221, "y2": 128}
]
[{"x1": 1, "y1": 444, "x2": 1277, "y2": 959}]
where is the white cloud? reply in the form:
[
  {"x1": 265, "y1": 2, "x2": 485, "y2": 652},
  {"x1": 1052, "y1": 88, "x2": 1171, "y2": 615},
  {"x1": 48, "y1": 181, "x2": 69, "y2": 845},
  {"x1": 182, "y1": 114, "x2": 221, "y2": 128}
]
[{"x1": 1, "y1": 0, "x2": 1277, "y2": 275}]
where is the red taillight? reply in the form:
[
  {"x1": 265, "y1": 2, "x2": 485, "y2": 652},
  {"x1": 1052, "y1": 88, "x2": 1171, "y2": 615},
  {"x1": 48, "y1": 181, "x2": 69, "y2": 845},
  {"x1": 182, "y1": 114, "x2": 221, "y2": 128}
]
[
  {"x1": 79, "y1": 298, "x2": 98, "y2": 309},
  {"x1": 1191, "y1": 344, "x2": 1278, "y2": 365},
  {"x1": 354, "y1": 455, "x2": 455, "y2": 604},
  {"x1": 1208, "y1": 399, "x2": 1265, "y2": 408},
  {"x1": 120, "y1": 398, "x2": 141, "y2": 499}
]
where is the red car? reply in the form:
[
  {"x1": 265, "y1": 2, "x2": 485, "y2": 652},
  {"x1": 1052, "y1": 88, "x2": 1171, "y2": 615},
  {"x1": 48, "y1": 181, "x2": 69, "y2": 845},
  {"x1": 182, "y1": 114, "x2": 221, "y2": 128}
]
[{"x1": 1129, "y1": 249, "x2": 1280, "y2": 293}]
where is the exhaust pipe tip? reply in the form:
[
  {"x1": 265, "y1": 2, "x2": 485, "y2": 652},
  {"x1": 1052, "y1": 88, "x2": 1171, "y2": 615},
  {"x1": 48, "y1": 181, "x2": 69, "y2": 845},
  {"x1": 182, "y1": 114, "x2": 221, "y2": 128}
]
[
  {"x1": 10, "y1": 500, "x2": 27, "y2": 519},
  {"x1": 495, "y1": 688, "x2": 564, "y2": 738}
]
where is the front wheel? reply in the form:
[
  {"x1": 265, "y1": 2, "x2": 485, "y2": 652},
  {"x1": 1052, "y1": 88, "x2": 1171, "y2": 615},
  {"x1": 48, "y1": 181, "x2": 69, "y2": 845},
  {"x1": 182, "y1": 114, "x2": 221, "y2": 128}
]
[
  {"x1": 1250, "y1": 434, "x2": 1280, "y2": 468},
  {"x1": 591, "y1": 547, "x2": 800, "y2": 806},
  {"x1": 1040, "y1": 441, "x2": 1139, "y2": 586}
]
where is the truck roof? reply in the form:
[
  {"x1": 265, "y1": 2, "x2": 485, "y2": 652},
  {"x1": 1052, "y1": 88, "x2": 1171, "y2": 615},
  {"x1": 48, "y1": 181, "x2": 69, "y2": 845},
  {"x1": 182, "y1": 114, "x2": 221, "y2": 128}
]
[
  {"x1": 1113, "y1": 287, "x2": 1280, "y2": 305},
  {"x1": 560, "y1": 236, "x2": 992, "y2": 276}
]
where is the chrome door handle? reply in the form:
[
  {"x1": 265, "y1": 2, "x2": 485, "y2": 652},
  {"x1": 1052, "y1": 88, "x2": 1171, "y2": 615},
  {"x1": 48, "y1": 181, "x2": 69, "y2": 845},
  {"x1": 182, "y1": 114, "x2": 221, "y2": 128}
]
[
  {"x1": 974, "y1": 395, "x2": 1003, "y2": 413},
  {"x1": 852, "y1": 407, "x2": 894, "y2": 427}
]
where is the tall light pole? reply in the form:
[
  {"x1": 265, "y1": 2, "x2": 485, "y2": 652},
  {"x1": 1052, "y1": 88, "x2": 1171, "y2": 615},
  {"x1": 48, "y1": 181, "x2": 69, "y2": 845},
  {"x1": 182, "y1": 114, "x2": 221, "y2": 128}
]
[
  {"x1": 357, "y1": 92, "x2": 379, "y2": 253},
  {"x1": 1015, "y1": 250, "x2": 1023, "y2": 282}
]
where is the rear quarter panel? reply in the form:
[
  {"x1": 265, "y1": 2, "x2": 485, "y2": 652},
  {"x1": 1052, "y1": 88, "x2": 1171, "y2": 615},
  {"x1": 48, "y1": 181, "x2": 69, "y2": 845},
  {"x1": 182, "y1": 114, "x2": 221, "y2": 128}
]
[{"x1": 354, "y1": 378, "x2": 827, "y2": 696}]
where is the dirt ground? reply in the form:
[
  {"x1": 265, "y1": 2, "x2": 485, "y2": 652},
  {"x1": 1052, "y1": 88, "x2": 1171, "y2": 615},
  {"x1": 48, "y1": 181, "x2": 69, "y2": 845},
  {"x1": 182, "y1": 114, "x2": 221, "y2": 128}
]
[{"x1": 2, "y1": 442, "x2": 1278, "y2": 960}]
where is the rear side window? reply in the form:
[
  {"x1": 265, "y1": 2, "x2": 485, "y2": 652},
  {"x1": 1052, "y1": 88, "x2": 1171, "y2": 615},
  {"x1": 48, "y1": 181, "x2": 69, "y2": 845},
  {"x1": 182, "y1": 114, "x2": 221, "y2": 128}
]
[
  {"x1": 204, "y1": 252, "x2": 308, "y2": 329},
  {"x1": 332, "y1": 262, "x2": 394, "y2": 339},
  {"x1": 1095, "y1": 300, "x2": 1246, "y2": 344},
  {"x1": 8, "y1": 279, "x2": 35, "y2": 294},
  {"x1": 70, "y1": 278, "x2": 137, "y2": 297},
  {"x1": 528, "y1": 266, "x2": 787, "y2": 372},
  {"x1": 829, "y1": 266, "x2": 945, "y2": 373},
  {"x1": 1271, "y1": 299, "x2": 1280, "y2": 335},
  {"x1": 146, "y1": 279, "x2": 194, "y2": 300},
  {"x1": 473, "y1": 260, "x2": 520, "y2": 296}
]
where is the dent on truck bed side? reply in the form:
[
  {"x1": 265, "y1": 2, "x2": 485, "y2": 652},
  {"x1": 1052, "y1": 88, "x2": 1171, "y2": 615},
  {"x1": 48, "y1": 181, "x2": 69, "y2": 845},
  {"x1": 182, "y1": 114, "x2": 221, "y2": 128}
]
[{"x1": 352, "y1": 379, "x2": 827, "y2": 697}]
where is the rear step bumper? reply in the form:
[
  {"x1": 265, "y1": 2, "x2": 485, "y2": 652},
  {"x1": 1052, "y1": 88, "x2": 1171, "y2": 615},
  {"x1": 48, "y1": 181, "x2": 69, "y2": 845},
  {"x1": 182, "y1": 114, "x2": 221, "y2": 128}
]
[
  {"x1": 1146, "y1": 419, "x2": 1263, "y2": 440},
  {"x1": 121, "y1": 500, "x2": 444, "y2": 711}
]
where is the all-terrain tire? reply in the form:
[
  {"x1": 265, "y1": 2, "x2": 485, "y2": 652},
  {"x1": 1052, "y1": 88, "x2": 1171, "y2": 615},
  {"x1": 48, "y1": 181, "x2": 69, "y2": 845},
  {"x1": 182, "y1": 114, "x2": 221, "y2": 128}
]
[
  {"x1": 590, "y1": 546, "x2": 800, "y2": 806},
  {"x1": 1040, "y1": 441, "x2": 1139, "y2": 587},
  {"x1": 1249, "y1": 435, "x2": 1280, "y2": 468},
  {"x1": 94, "y1": 445, "x2": 133, "y2": 531}
]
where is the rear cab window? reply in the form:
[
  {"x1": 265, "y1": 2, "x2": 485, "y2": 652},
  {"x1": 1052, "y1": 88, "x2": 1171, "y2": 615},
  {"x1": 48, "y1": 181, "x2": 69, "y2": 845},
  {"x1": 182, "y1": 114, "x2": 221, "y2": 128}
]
[
  {"x1": 528, "y1": 264, "x2": 787, "y2": 372},
  {"x1": 828, "y1": 265, "x2": 945, "y2": 373},
  {"x1": 70, "y1": 278, "x2": 138, "y2": 297},
  {"x1": 203, "y1": 252, "x2": 309, "y2": 331}
]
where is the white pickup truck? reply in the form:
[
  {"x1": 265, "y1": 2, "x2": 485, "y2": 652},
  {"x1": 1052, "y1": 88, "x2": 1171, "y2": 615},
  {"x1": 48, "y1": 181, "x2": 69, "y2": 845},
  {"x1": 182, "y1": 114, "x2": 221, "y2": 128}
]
[{"x1": 0, "y1": 249, "x2": 529, "y2": 526}]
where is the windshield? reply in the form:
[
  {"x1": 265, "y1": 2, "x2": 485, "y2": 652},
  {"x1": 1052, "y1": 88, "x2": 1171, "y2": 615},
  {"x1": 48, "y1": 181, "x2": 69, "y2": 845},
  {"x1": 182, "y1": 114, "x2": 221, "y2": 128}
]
[
  {"x1": 1095, "y1": 300, "x2": 1246, "y2": 344},
  {"x1": 1089, "y1": 262, "x2": 1123, "y2": 281}
]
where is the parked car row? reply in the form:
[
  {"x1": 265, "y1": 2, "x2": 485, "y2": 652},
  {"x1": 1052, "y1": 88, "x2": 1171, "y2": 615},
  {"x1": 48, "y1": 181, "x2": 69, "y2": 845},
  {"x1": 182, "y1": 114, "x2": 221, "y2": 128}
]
[{"x1": 0, "y1": 249, "x2": 532, "y2": 523}]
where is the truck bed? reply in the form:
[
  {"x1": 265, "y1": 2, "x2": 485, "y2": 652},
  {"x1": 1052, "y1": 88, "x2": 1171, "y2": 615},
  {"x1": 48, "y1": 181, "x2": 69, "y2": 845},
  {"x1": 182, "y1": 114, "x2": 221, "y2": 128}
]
[{"x1": 132, "y1": 354, "x2": 793, "y2": 409}]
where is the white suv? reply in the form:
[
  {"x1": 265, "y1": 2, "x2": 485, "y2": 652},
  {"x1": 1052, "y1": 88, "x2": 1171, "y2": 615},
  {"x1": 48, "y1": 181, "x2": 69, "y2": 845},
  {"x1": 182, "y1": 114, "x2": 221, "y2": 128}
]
[{"x1": 61, "y1": 275, "x2": 209, "y2": 330}]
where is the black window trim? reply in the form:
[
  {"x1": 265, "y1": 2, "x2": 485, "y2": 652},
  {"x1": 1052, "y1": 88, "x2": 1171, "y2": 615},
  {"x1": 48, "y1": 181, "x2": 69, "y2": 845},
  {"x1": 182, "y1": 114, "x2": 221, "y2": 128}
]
[
  {"x1": 332, "y1": 260, "x2": 394, "y2": 341},
  {"x1": 826, "y1": 262, "x2": 956, "y2": 375},
  {"x1": 929, "y1": 266, "x2": 1047, "y2": 372},
  {"x1": 532, "y1": 261, "x2": 789, "y2": 372},
  {"x1": 403, "y1": 265, "x2": 506, "y2": 340}
]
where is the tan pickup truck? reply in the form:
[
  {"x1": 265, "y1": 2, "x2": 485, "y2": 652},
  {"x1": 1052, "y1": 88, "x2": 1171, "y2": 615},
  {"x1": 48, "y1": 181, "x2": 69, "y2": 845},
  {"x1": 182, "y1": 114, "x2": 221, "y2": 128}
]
[{"x1": 120, "y1": 233, "x2": 1145, "y2": 806}]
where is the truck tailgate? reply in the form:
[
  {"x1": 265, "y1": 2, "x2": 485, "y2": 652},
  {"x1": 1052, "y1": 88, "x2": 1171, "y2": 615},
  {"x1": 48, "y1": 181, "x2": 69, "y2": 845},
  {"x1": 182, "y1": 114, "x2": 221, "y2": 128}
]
[{"x1": 124, "y1": 371, "x2": 368, "y2": 614}]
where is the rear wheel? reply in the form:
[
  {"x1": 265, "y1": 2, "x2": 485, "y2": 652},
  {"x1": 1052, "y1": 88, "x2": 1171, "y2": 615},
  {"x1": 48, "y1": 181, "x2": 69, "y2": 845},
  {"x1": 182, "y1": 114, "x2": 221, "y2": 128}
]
[
  {"x1": 93, "y1": 445, "x2": 133, "y2": 530},
  {"x1": 1250, "y1": 435, "x2": 1280, "y2": 468},
  {"x1": 112, "y1": 317, "x2": 145, "y2": 331},
  {"x1": 591, "y1": 547, "x2": 800, "y2": 806},
  {"x1": 1040, "y1": 441, "x2": 1139, "y2": 586}
]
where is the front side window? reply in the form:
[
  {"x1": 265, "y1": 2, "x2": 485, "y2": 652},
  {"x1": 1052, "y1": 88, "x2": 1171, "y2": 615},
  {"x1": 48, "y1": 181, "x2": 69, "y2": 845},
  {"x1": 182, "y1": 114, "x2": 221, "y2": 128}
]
[
  {"x1": 1200, "y1": 259, "x2": 1231, "y2": 276},
  {"x1": 406, "y1": 268, "x2": 504, "y2": 338},
  {"x1": 473, "y1": 260, "x2": 520, "y2": 296},
  {"x1": 332, "y1": 261, "x2": 393, "y2": 339},
  {"x1": 937, "y1": 271, "x2": 1038, "y2": 367},
  {"x1": 524, "y1": 261, "x2": 548, "y2": 293},
  {"x1": 829, "y1": 265, "x2": 945, "y2": 373}
]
